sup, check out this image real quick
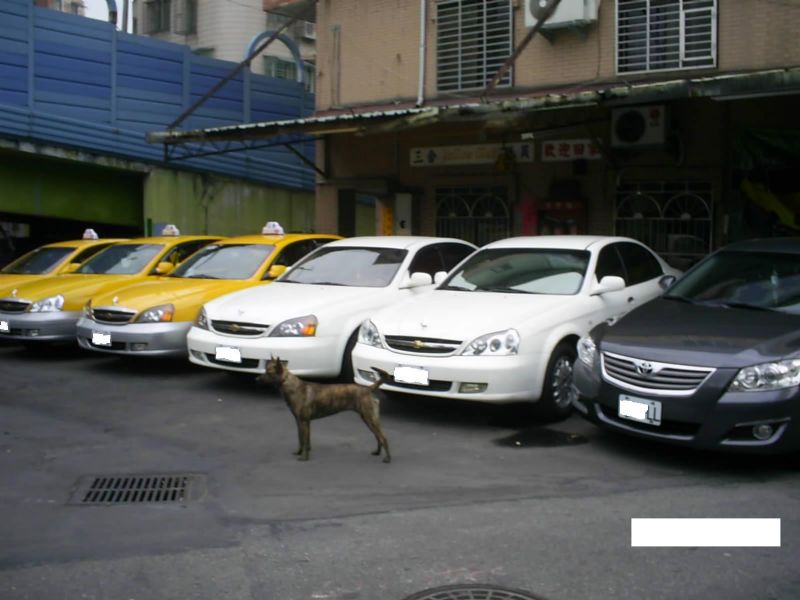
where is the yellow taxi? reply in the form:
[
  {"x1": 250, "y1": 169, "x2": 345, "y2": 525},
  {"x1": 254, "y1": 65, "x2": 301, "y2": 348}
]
[
  {"x1": 0, "y1": 229, "x2": 125, "y2": 289},
  {"x1": 75, "y1": 225, "x2": 341, "y2": 356},
  {"x1": 0, "y1": 227, "x2": 220, "y2": 343}
]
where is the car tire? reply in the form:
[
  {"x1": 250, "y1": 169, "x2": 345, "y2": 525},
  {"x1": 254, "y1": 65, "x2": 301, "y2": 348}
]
[
  {"x1": 339, "y1": 330, "x2": 359, "y2": 383},
  {"x1": 534, "y1": 341, "x2": 577, "y2": 422}
]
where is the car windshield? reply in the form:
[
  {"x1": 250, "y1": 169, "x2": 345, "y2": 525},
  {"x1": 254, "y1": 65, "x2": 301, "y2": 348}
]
[
  {"x1": 440, "y1": 248, "x2": 590, "y2": 295},
  {"x1": 281, "y1": 246, "x2": 408, "y2": 287},
  {"x1": 665, "y1": 250, "x2": 800, "y2": 314},
  {"x1": 1, "y1": 247, "x2": 73, "y2": 274},
  {"x1": 76, "y1": 244, "x2": 164, "y2": 275},
  {"x1": 170, "y1": 244, "x2": 274, "y2": 280}
]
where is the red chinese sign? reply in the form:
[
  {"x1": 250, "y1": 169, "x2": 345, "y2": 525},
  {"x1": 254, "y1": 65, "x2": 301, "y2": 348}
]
[{"x1": 541, "y1": 139, "x2": 602, "y2": 162}]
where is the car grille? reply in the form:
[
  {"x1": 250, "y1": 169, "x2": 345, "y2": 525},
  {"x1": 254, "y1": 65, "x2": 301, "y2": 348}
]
[
  {"x1": 0, "y1": 299, "x2": 30, "y2": 313},
  {"x1": 211, "y1": 320, "x2": 269, "y2": 336},
  {"x1": 601, "y1": 351, "x2": 714, "y2": 396},
  {"x1": 91, "y1": 307, "x2": 136, "y2": 324},
  {"x1": 384, "y1": 335, "x2": 462, "y2": 354}
]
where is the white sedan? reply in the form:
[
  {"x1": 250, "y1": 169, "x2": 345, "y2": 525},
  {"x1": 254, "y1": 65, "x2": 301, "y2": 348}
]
[
  {"x1": 352, "y1": 236, "x2": 681, "y2": 419},
  {"x1": 186, "y1": 236, "x2": 477, "y2": 378}
]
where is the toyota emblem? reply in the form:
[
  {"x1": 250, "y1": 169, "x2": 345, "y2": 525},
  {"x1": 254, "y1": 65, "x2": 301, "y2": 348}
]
[{"x1": 635, "y1": 360, "x2": 654, "y2": 376}]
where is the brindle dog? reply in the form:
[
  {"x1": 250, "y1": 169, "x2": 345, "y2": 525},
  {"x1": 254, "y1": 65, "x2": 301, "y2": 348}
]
[{"x1": 258, "y1": 357, "x2": 392, "y2": 463}]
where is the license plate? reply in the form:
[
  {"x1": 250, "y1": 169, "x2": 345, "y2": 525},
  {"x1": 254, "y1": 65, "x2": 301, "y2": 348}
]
[
  {"x1": 394, "y1": 365, "x2": 429, "y2": 386},
  {"x1": 92, "y1": 331, "x2": 111, "y2": 346},
  {"x1": 0, "y1": 320, "x2": 8, "y2": 333},
  {"x1": 215, "y1": 346, "x2": 242, "y2": 363},
  {"x1": 619, "y1": 394, "x2": 662, "y2": 426}
]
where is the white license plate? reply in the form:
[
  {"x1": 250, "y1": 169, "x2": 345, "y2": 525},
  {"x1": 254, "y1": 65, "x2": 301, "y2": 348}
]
[
  {"x1": 0, "y1": 320, "x2": 8, "y2": 333},
  {"x1": 619, "y1": 394, "x2": 662, "y2": 426},
  {"x1": 92, "y1": 331, "x2": 111, "y2": 346},
  {"x1": 394, "y1": 365, "x2": 429, "y2": 386},
  {"x1": 215, "y1": 346, "x2": 242, "y2": 363}
]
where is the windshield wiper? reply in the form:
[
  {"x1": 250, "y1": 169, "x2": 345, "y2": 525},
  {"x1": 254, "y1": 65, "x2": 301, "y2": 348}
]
[
  {"x1": 478, "y1": 286, "x2": 530, "y2": 294},
  {"x1": 439, "y1": 284, "x2": 472, "y2": 291},
  {"x1": 184, "y1": 274, "x2": 220, "y2": 279},
  {"x1": 663, "y1": 294, "x2": 699, "y2": 304},
  {"x1": 709, "y1": 301, "x2": 776, "y2": 312}
]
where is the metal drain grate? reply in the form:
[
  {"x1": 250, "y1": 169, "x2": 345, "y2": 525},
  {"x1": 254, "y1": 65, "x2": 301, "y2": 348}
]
[
  {"x1": 68, "y1": 473, "x2": 206, "y2": 505},
  {"x1": 402, "y1": 584, "x2": 547, "y2": 600}
]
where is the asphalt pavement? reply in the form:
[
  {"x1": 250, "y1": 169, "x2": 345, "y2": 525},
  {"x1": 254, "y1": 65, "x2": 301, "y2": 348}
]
[{"x1": 0, "y1": 343, "x2": 798, "y2": 600}]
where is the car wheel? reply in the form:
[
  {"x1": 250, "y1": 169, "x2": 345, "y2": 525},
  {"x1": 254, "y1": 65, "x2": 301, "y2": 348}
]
[
  {"x1": 535, "y1": 341, "x2": 577, "y2": 421},
  {"x1": 339, "y1": 330, "x2": 359, "y2": 383}
]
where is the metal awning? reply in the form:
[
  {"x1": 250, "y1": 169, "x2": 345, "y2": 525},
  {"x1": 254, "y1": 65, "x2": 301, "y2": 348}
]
[{"x1": 147, "y1": 67, "x2": 800, "y2": 161}]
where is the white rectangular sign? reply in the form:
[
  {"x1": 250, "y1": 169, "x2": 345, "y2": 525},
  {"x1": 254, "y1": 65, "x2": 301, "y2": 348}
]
[
  {"x1": 215, "y1": 346, "x2": 242, "y2": 363},
  {"x1": 410, "y1": 143, "x2": 533, "y2": 167},
  {"x1": 631, "y1": 518, "x2": 781, "y2": 547},
  {"x1": 0, "y1": 320, "x2": 8, "y2": 333}
]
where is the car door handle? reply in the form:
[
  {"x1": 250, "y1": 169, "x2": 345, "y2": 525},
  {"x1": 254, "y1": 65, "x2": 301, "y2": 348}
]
[{"x1": 627, "y1": 297, "x2": 635, "y2": 303}]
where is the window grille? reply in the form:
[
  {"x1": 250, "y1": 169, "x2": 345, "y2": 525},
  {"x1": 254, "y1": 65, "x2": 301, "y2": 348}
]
[
  {"x1": 617, "y1": 0, "x2": 716, "y2": 74},
  {"x1": 436, "y1": 0, "x2": 513, "y2": 93},
  {"x1": 436, "y1": 187, "x2": 510, "y2": 246},
  {"x1": 615, "y1": 181, "x2": 713, "y2": 270}
]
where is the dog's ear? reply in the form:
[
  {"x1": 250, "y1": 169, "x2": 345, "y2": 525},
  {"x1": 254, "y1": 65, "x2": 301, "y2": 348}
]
[{"x1": 274, "y1": 357, "x2": 284, "y2": 373}]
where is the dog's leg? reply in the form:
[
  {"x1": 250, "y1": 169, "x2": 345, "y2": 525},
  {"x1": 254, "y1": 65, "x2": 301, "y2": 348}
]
[
  {"x1": 360, "y1": 410, "x2": 391, "y2": 463},
  {"x1": 298, "y1": 419, "x2": 311, "y2": 461},
  {"x1": 293, "y1": 416, "x2": 303, "y2": 456}
]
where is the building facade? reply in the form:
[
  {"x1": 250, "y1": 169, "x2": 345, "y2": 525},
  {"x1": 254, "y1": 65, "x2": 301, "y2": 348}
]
[
  {"x1": 132, "y1": 0, "x2": 316, "y2": 89},
  {"x1": 33, "y1": 0, "x2": 85, "y2": 16},
  {"x1": 273, "y1": 0, "x2": 800, "y2": 265}
]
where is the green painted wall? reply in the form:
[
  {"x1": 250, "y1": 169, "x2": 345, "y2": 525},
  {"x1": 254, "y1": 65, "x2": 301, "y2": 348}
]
[
  {"x1": 143, "y1": 169, "x2": 318, "y2": 236},
  {"x1": 0, "y1": 153, "x2": 142, "y2": 226}
]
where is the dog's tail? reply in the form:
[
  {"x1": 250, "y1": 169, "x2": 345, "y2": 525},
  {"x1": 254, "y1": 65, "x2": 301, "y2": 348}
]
[{"x1": 368, "y1": 367, "x2": 392, "y2": 391}]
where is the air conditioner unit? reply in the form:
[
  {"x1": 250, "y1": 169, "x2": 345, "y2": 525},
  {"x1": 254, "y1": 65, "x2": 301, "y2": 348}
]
[
  {"x1": 524, "y1": 0, "x2": 600, "y2": 30},
  {"x1": 611, "y1": 105, "x2": 667, "y2": 148}
]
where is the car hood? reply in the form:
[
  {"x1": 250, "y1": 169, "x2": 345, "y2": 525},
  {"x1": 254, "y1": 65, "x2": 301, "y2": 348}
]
[
  {"x1": 370, "y1": 290, "x2": 574, "y2": 342},
  {"x1": 91, "y1": 277, "x2": 265, "y2": 322},
  {"x1": 204, "y1": 282, "x2": 403, "y2": 333},
  {"x1": 597, "y1": 298, "x2": 800, "y2": 368},
  {"x1": 0, "y1": 274, "x2": 42, "y2": 289},
  {"x1": 0, "y1": 274, "x2": 152, "y2": 311}
]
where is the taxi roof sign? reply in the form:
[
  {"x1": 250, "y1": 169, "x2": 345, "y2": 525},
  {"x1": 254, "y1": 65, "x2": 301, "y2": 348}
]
[
  {"x1": 161, "y1": 224, "x2": 181, "y2": 236},
  {"x1": 82, "y1": 228, "x2": 99, "y2": 240},
  {"x1": 262, "y1": 221, "x2": 285, "y2": 235}
]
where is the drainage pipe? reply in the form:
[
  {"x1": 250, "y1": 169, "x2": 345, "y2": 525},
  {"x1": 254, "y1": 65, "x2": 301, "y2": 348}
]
[
  {"x1": 416, "y1": 0, "x2": 427, "y2": 106},
  {"x1": 105, "y1": 0, "x2": 118, "y2": 26}
]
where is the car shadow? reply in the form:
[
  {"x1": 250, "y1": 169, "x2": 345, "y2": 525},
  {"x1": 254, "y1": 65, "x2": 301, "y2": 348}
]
[{"x1": 0, "y1": 342, "x2": 103, "y2": 362}]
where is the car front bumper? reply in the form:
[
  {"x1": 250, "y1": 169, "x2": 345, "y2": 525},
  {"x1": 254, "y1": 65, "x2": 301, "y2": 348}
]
[
  {"x1": 572, "y1": 358, "x2": 800, "y2": 453},
  {"x1": 351, "y1": 343, "x2": 542, "y2": 403},
  {"x1": 75, "y1": 318, "x2": 191, "y2": 356},
  {"x1": 0, "y1": 310, "x2": 82, "y2": 342},
  {"x1": 186, "y1": 326, "x2": 342, "y2": 377}
]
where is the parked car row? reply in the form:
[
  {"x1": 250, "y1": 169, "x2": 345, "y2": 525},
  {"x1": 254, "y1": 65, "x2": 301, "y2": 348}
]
[{"x1": 3, "y1": 226, "x2": 798, "y2": 454}]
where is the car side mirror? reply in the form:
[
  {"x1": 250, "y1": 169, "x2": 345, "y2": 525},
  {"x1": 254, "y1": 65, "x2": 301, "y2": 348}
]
[
  {"x1": 400, "y1": 271, "x2": 433, "y2": 289},
  {"x1": 590, "y1": 275, "x2": 626, "y2": 296},
  {"x1": 264, "y1": 264, "x2": 287, "y2": 280},
  {"x1": 434, "y1": 271, "x2": 448, "y2": 285},
  {"x1": 65, "y1": 262, "x2": 81, "y2": 273},
  {"x1": 154, "y1": 261, "x2": 174, "y2": 275},
  {"x1": 659, "y1": 274, "x2": 677, "y2": 291}
]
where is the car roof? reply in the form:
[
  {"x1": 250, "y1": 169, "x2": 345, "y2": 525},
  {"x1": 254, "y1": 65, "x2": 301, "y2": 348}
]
[
  {"x1": 482, "y1": 235, "x2": 638, "y2": 251},
  {"x1": 324, "y1": 236, "x2": 476, "y2": 250},
  {"x1": 718, "y1": 237, "x2": 800, "y2": 254},
  {"x1": 116, "y1": 235, "x2": 222, "y2": 244},
  {"x1": 216, "y1": 233, "x2": 341, "y2": 246},
  {"x1": 46, "y1": 239, "x2": 127, "y2": 249}
]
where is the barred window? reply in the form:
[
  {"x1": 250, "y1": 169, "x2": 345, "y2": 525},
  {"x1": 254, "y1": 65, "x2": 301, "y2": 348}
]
[
  {"x1": 617, "y1": 0, "x2": 716, "y2": 74},
  {"x1": 436, "y1": 0, "x2": 513, "y2": 93},
  {"x1": 144, "y1": 0, "x2": 171, "y2": 34}
]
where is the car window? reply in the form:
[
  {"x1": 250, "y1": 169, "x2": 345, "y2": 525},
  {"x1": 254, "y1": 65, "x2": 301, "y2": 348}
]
[
  {"x1": 441, "y1": 248, "x2": 590, "y2": 295},
  {"x1": 273, "y1": 240, "x2": 316, "y2": 268},
  {"x1": 666, "y1": 250, "x2": 800, "y2": 313},
  {"x1": 618, "y1": 242, "x2": 663, "y2": 285},
  {"x1": 77, "y1": 244, "x2": 164, "y2": 275},
  {"x1": 1, "y1": 247, "x2": 73, "y2": 274},
  {"x1": 594, "y1": 244, "x2": 627, "y2": 284},
  {"x1": 70, "y1": 243, "x2": 112, "y2": 265},
  {"x1": 155, "y1": 240, "x2": 212, "y2": 272},
  {"x1": 281, "y1": 246, "x2": 408, "y2": 287},
  {"x1": 171, "y1": 244, "x2": 274, "y2": 280},
  {"x1": 439, "y1": 243, "x2": 475, "y2": 271},
  {"x1": 408, "y1": 246, "x2": 444, "y2": 277}
]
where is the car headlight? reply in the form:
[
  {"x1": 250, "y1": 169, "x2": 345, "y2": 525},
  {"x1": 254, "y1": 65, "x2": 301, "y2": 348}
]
[
  {"x1": 577, "y1": 335, "x2": 598, "y2": 367},
  {"x1": 29, "y1": 294, "x2": 64, "y2": 313},
  {"x1": 83, "y1": 300, "x2": 92, "y2": 318},
  {"x1": 135, "y1": 304, "x2": 174, "y2": 323},
  {"x1": 269, "y1": 315, "x2": 317, "y2": 337},
  {"x1": 730, "y1": 359, "x2": 800, "y2": 392},
  {"x1": 358, "y1": 319, "x2": 383, "y2": 348},
  {"x1": 195, "y1": 306, "x2": 209, "y2": 330},
  {"x1": 461, "y1": 329, "x2": 519, "y2": 356}
]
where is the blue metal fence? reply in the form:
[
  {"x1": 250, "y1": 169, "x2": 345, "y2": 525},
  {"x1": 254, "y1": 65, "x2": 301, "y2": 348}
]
[{"x1": 0, "y1": 0, "x2": 315, "y2": 190}]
